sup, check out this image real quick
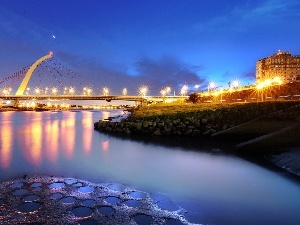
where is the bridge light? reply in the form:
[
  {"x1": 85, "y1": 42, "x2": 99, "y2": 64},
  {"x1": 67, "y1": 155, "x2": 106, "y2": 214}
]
[
  {"x1": 87, "y1": 88, "x2": 92, "y2": 95},
  {"x1": 35, "y1": 88, "x2": 40, "y2": 95},
  {"x1": 139, "y1": 85, "x2": 148, "y2": 97},
  {"x1": 52, "y1": 87, "x2": 58, "y2": 95},
  {"x1": 122, "y1": 88, "x2": 127, "y2": 95},
  {"x1": 165, "y1": 86, "x2": 171, "y2": 94},
  {"x1": 160, "y1": 89, "x2": 166, "y2": 97},
  {"x1": 103, "y1": 87, "x2": 109, "y2": 96},
  {"x1": 69, "y1": 87, "x2": 75, "y2": 94},
  {"x1": 180, "y1": 85, "x2": 188, "y2": 96},
  {"x1": 83, "y1": 87, "x2": 92, "y2": 95}
]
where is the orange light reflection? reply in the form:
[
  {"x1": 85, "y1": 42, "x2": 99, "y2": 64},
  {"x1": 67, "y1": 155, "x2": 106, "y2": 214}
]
[
  {"x1": 30, "y1": 113, "x2": 43, "y2": 165},
  {"x1": 81, "y1": 111, "x2": 93, "y2": 155},
  {"x1": 0, "y1": 112, "x2": 13, "y2": 168},
  {"x1": 45, "y1": 119, "x2": 59, "y2": 163},
  {"x1": 21, "y1": 112, "x2": 42, "y2": 165},
  {"x1": 101, "y1": 140, "x2": 110, "y2": 152},
  {"x1": 61, "y1": 112, "x2": 75, "y2": 158}
]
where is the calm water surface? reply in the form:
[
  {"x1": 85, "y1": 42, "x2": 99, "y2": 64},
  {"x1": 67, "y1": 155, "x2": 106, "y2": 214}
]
[{"x1": 0, "y1": 110, "x2": 300, "y2": 224}]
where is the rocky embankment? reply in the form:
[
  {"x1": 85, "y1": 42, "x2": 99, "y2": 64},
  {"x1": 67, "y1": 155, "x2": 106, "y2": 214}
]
[
  {"x1": 95, "y1": 117, "x2": 235, "y2": 137},
  {"x1": 94, "y1": 101, "x2": 300, "y2": 138},
  {"x1": 94, "y1": 101, "x2": 300, "y2": 177}
]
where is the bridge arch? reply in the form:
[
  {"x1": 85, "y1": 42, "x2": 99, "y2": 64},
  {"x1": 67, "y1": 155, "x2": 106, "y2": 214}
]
[{"x1": 15, "y1": 52, "x2": 53, "y2": 96}]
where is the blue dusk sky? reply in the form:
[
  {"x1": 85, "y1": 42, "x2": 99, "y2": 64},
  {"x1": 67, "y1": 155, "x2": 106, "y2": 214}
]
[{"x1": 1, "y1": 0, "x2": 300, "y2": 95}]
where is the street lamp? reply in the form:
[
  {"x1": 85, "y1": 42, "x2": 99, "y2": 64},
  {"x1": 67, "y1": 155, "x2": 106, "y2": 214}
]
[
  {"x1": 256, "y1": 79, "x2": 272, "y2": 101},
  {"x1": 160, "y1": 89, "x2": 166, "y2": 97},
  {"x1": 122, "y1": 88, "x2": 127, "y2": 95},
  {"x1": 35, "y1": 88, "x2": 40, "y2": 95},
  {"x1": 208, "y1": 82, "x2": 215, "y2": 92},
  {"x1": 51, "y1": 87, "x2": 58, "y2": 95},
  {"x1": 83, "y1": 87, "x2": 92, "y2": 95},
  {"x1": 69, "y1": 87, "x2": 75, "y2": 95},
  {"x1": 2, "y1": 89, "x2": 8, "y2": 95},
  {"x1": 87, "y1": 88, "x2": 92, "y2": 95},
  {"x1": 180, "y1": 85, "x2": 188, "y2": 96},
  {"x1": 219, "y1": 88, "x2": 224, "y2": 102},
  {"x1": 139, "y1": 86, "x2": 148, "y2": 97},
  {"x1": 232, "y1": 80, "x2": 239, "y2": 88},
  {"x1": 26, "y1": 87, "x2": 30, "y2": 95},
  {"x1": 165, "y1": 86, "x2": 171, "y2": 94},
  {"x1": 103, "y1": 87, "x2": 109, "y2": 96}
]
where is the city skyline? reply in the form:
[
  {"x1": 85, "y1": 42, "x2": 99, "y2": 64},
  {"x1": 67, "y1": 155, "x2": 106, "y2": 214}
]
[{"x1": 1, "y1": 0, "x2": 300, "y2": 95}]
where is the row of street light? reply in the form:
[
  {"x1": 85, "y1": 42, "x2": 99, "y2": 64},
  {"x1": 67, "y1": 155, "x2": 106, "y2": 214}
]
[
  {"x1": 1, "y1": 85, "x2": 195, "y2": 97},
  {"x1": 3, "y1": 78, "x2": 281, "y2": 98}
]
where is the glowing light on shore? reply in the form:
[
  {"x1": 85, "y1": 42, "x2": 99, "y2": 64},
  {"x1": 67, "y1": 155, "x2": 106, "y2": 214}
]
[
  {"x1": 165, "y1": 86, "x2": 171, "y2": 94},
  {"x1": 232, "y1": 80, "x2": 239, "y2": 88},
  {"x1": 160, "y1": 89, "x2": 167, "y2": 96},
  {"x1": 208, "y1": 82, "x2": 216, "y2": 92},
  {"x1": 256, "y1": 77, "x2": 282, "y2": 90},
  {"x1": 180, "y1": 85, "x2": 188, "y2": 96},
  {"x1": 139, "y1": 86, "x2": 148, "y2": 97},
  {"x1": 160, "y1": 86, "x2": 171, "y2": 96}
]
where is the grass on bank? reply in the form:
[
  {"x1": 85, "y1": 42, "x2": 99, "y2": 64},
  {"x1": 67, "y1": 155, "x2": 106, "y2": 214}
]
[
  {"x1": 130, "y1": 102, "x2": 236, "y2": 117},
  {"x1": 130, "y1": 101, "x2": 300, "y2": 119}
]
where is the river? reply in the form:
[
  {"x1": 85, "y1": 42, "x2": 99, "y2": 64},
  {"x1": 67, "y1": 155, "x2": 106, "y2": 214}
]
[{"x1": 0, "y1": 110, "x2": 300, "y2": 224}]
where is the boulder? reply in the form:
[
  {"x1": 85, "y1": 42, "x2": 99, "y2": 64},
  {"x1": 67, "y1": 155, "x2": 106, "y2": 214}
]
[{"x1": 153, "y1": 128, "x2": 161, "y2": 136}]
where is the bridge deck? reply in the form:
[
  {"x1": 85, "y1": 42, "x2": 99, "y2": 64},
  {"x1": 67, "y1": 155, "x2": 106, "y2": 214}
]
[{"x1": 0, "y1": 95, "x2": 187, "y2": 101}]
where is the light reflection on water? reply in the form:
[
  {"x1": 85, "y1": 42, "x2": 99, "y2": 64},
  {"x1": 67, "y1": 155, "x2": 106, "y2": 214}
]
[
  {"x1": 0, "y1": 110, "x2": 300, "y2": 224},
  {"x1": 0, "y1": 111, "x2": 13, "y2": 168}
]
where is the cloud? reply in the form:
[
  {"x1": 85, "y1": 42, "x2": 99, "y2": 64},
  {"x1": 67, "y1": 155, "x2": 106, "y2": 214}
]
[
  {"x1": 54, "y1": 52, "x2": 206, "y2": 95},
  {"x1": 133, "y1": 56, "x2": 206, "y2": 93},
  {"x1": 193, "y1": 0, "x2": 300, "y2": 34}
]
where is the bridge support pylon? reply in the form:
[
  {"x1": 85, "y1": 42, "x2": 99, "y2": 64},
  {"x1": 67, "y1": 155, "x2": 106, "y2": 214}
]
[{"x1": 15, "y1": 52, "x2": 53, "y2": 96}]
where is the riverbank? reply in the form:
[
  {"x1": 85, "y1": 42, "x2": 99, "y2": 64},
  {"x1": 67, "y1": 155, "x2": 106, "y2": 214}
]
[{"x1": 94, "y1": 101, "x2": 300, "y2": 177}]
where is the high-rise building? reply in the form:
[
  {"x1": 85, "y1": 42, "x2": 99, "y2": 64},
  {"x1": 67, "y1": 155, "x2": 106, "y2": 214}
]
[{"x1": 256, "y1": 50, "x2": 300, "y2": 83}]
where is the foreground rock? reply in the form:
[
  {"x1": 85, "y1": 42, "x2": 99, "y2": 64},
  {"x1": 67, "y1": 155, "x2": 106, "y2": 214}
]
[
  {"x1": 94, "y1": 117, "x2": 235, "y2": 137},
  {"x1": 0, "y1": 176, "x2": 191, "y2": 225}
]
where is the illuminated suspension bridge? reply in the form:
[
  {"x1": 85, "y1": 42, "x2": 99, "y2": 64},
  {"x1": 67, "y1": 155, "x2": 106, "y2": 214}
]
[{"x1": 0, "y1": 52, "x2": 183, "y2": 107}]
